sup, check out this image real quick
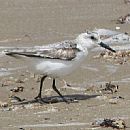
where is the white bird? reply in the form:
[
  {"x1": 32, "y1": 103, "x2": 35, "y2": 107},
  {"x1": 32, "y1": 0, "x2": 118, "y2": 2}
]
[{"x1": 2, "y1": 31, "x2": 116, "y2": 103}]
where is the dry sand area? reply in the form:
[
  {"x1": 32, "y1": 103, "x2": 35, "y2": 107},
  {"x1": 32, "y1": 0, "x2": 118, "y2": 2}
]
[{"x1": 0, "y1": 0, "x2": 130, "y2": 130}]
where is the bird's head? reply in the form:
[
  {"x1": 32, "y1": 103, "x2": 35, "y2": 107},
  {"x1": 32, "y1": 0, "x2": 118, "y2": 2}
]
[{"x1": 76, "y1": 31, "x2": 116, "y2": 53}]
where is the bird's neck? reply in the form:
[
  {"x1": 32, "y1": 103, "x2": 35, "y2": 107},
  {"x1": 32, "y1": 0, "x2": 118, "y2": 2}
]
[{"x1": 75, "y1": 37, "x2": 94, "y2": 53}]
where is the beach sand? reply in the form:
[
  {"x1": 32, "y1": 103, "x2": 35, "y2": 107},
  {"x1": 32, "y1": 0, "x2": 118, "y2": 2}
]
[{"x1": 0, "y1": 0, "x2": 130, "y2": 129}]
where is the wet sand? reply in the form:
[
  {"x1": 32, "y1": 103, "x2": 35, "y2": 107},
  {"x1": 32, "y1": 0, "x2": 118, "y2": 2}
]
[{"x1": 0, "y1": 0, "x2": 130, "y2": 130}]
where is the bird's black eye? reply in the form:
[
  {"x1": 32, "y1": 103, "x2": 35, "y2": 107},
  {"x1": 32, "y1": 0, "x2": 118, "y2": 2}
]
[{"x1": 90, "y1": 36, "x2": 95, "y2": 40}]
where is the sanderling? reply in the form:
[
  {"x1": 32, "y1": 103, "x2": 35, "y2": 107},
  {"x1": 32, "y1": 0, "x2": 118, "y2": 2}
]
[{"x1": 2, "y1": 31, "x2": 116, "y2": 103}]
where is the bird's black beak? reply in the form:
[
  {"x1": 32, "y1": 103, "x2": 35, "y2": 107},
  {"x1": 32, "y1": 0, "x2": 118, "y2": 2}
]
[{"x1": 99, "y1": 42, "x2": 116, "y2": 53}]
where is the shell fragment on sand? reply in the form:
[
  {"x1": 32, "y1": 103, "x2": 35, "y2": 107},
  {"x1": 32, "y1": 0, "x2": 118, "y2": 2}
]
[{"x1": 92, "y1": 118, "x2": 126, "y2": 129}]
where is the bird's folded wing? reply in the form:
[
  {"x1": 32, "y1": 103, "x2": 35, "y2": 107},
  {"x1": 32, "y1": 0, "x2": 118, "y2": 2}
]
[{"x1": 4, "y1": 41, "x2": 80, "y2": 60}]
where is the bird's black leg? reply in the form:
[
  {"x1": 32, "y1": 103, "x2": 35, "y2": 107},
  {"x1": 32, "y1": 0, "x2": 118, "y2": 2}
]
[
  {"x1": 52, "y1": 78, "x2": 69, "y2": 103},
  {"x1": 35, "y1": 75, "x2": 48, "y2": 103}
]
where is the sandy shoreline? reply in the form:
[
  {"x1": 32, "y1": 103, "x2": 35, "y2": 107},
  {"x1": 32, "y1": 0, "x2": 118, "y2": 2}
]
[{"x1": 0, "y1": 0, "x2": 130, "y2": 129}]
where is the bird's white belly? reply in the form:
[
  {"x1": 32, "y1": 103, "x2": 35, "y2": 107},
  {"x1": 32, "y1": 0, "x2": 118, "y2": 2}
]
[{"x1": 35, "y1": 59, "x2": 79, "y2": 77}]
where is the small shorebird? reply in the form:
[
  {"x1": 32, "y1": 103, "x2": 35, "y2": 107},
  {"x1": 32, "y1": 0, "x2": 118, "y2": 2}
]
[{"x1": 2, "y1": 31, "x2": 116, "y2": 103}]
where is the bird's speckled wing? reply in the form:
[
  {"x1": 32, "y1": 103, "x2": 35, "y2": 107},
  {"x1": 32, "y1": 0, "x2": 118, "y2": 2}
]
[{"x1": 4, "y1": 40, "x2": 80, "y2": 60}]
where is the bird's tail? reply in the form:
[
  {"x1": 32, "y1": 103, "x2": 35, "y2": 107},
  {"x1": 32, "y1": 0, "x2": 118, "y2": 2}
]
[{"x1": 0, "y1": 46, "x2": 14, "y2": 57}]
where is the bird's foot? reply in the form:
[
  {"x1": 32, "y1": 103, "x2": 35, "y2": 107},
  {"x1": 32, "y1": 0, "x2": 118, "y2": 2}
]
[
  {"x1": 66, "y1": 83, "x2": 71, "y2": 87},
  {"x1": 34, "y1": 95, "x2": 49, "y2": 104}
]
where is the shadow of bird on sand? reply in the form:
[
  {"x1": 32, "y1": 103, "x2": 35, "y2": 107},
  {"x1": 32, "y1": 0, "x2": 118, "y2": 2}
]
[{"x1": 13, "y1": 94, "x2": 100, "y2": 105}]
